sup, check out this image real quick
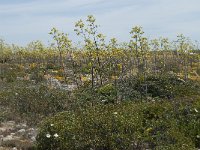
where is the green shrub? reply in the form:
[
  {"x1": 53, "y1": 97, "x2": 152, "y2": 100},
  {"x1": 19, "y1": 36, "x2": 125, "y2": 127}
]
[
  {"x1": 29, "y1": 68, "x2": 46, "y2": 83},
  {"x1": 73, "y1": 83, "x2": 118, "y2": 107},
  {"x1": 5, "y1": 70, "x2": 17, "y2": 82},
  {"x1": 36, "y1": 101, "x2": 196, "y2": 150},
  {"x1": 73, "y1": 74, "x2": 200, "y2": 107},
  {"x1": 73, "y1": 86, "x2": 98, "y2": 107},
  {"x1": 98, "y1": 83, "x2": 117, "y2": 103},
  {"x1": 117, "y1": 73, "x2": 199, "y2": 100},
  {"x1": 46, "y1": 63, "x2": 55, "y2": 70},
  {"x1": 0, "y1": 64, "x2": 26, "y2": 82},
  {"x1": 0, "y1": 83, "x2": 72, "y2": 125},
  {"x1": 14, "y1": 85, "x2": 72, "y2": 123},
  {"x1": 174, "y1": 100, "x2": 200, "y2": 148},
  {"x1": 117, "y1": 75, "x2": 142, "y2": 101}
]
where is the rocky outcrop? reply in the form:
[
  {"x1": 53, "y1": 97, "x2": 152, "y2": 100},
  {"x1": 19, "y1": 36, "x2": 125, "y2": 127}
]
[{"x1": 0, "y1": 121, "x2": 37, "y2": 150}]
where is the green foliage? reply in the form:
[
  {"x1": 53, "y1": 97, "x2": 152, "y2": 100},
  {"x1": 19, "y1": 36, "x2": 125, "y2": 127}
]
[
  {"x1": 174, "y1": 100, "x2": 200, "y2": 148},
  {"x1": 72, "y1": 85, "x2": 100, "y2": 108},
  {"x1": 36, "y1": 101, "x2": 198, "y2": 150},
  {"x1": 0, "y1": 83, "x2": 71, "y2": 125},
  {"x1": 46, "y1": 63, "x2": 55, "y2": 70},
  {"x1": 14, "y1": 85, "x2": 70, "y2": 123},
  {"x1": 98, "y1": 83, "x2": 117, "y2": 103},
  {"x1": 73, "y1": 83, "x2": 118, "y2": 106},
  {"x1": 30, "y1": 70, "x2": 45, "y2": 83},
  {"x1": 0, "y1": 15, "x2": 200, "y2": 150},
  {"x1": 5, "y1": 70, "x2": 17, "y2": 82},
  {"x1": 0, "y1": 107, "x2": 12, "y2": 122},
  {"x1": 117, "y1": 75, "x2": 143, "y2": 101},
  {"x1": 117, "y1": 73, "x2": 198, "y2": 100},
  {"x1": 73, "y1": 74, "x2": 200, "y2": 108},
  {"x1": 139, "y1": 74, "x2": 182, "y2": 98},
  {"x1": 0, "y1": 64, "x2": 23, "y2": 82}
]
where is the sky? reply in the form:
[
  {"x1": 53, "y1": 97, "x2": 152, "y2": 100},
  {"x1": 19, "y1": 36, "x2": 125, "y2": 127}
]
[{"x1": 0, "y1": 0, "x2": 200, "y2": 46}]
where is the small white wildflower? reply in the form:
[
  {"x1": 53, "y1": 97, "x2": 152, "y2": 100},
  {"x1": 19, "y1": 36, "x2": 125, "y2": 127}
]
[
  {"x1": 194, "y1": 108, "x2": 198, "y2": 113},
  {"x1": 46, "y1": 133, "x2": 51, "y2": 138},
  {"x1": 50, "y1": 124, "x2": 54, "y2": 127},
  {"x1": 197, "y1": 135, "x2": 200, "y2": 139},
  {"x1": 113, "y1": 112, "x2": 118, "y2": 115},
  {"x1": 54, "y1": 133, "x2": 59, "y2": 138},
  {"x1": 15, "y1": 93, "x2": 18, "y2": 96},
  {"x1": 101, "y1": 99, "x2": 107, "y2": 103}
]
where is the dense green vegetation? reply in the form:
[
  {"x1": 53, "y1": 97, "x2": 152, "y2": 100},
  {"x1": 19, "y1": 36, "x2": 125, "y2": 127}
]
[
  {"x1": 0, "y1": 15, "x2": 200, "y2": 149},
  {"x1": 37, "y1": 100, "x2": 200, "y2": 149}
]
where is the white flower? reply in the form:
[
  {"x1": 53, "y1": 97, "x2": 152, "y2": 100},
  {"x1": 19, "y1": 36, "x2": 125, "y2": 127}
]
[
  {"x1": 54, "y1": 133, "x2": 59, "y2": 138},
  {"x1": 194, "y1": 108, "x2": 198, "y2": 113},
  {"x1": 15, "y1": 93, "x2": 18, "y2": 96},
  {"x1": 197, "y1": 135, "x2": 200, "y2": 139},
  {"x1": 113, "y1": 112, "x2": 118, "y2": 115},
  {"x1": 46, "y1": 133, "x2": 51, "y2": 138},
  {"x1": 101, "y1": 100, "x2": 107, "y2": 103},
  {"x1": 50, "y1": 124, "x2": 54, "y2": 127}
]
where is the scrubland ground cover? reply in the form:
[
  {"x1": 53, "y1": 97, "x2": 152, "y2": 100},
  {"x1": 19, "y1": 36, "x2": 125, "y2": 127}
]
[{"x1": 0, "y1": 15, "x2": 200, "y2": 149}]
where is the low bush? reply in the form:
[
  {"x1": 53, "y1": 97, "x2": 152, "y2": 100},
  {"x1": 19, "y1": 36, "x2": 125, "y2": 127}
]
[
  {"x1": 0, "y1": 83, "x2": 72, "y2": 125},
  {"x1": 73, "y1": 73, "x2": 200, "y2": 106},
  {"x1": 117, "y1": 73, "x2": 199, "y2": 99},
  {"x1": 37, "y1": 100, "x2": 199, "y2": 150}
]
